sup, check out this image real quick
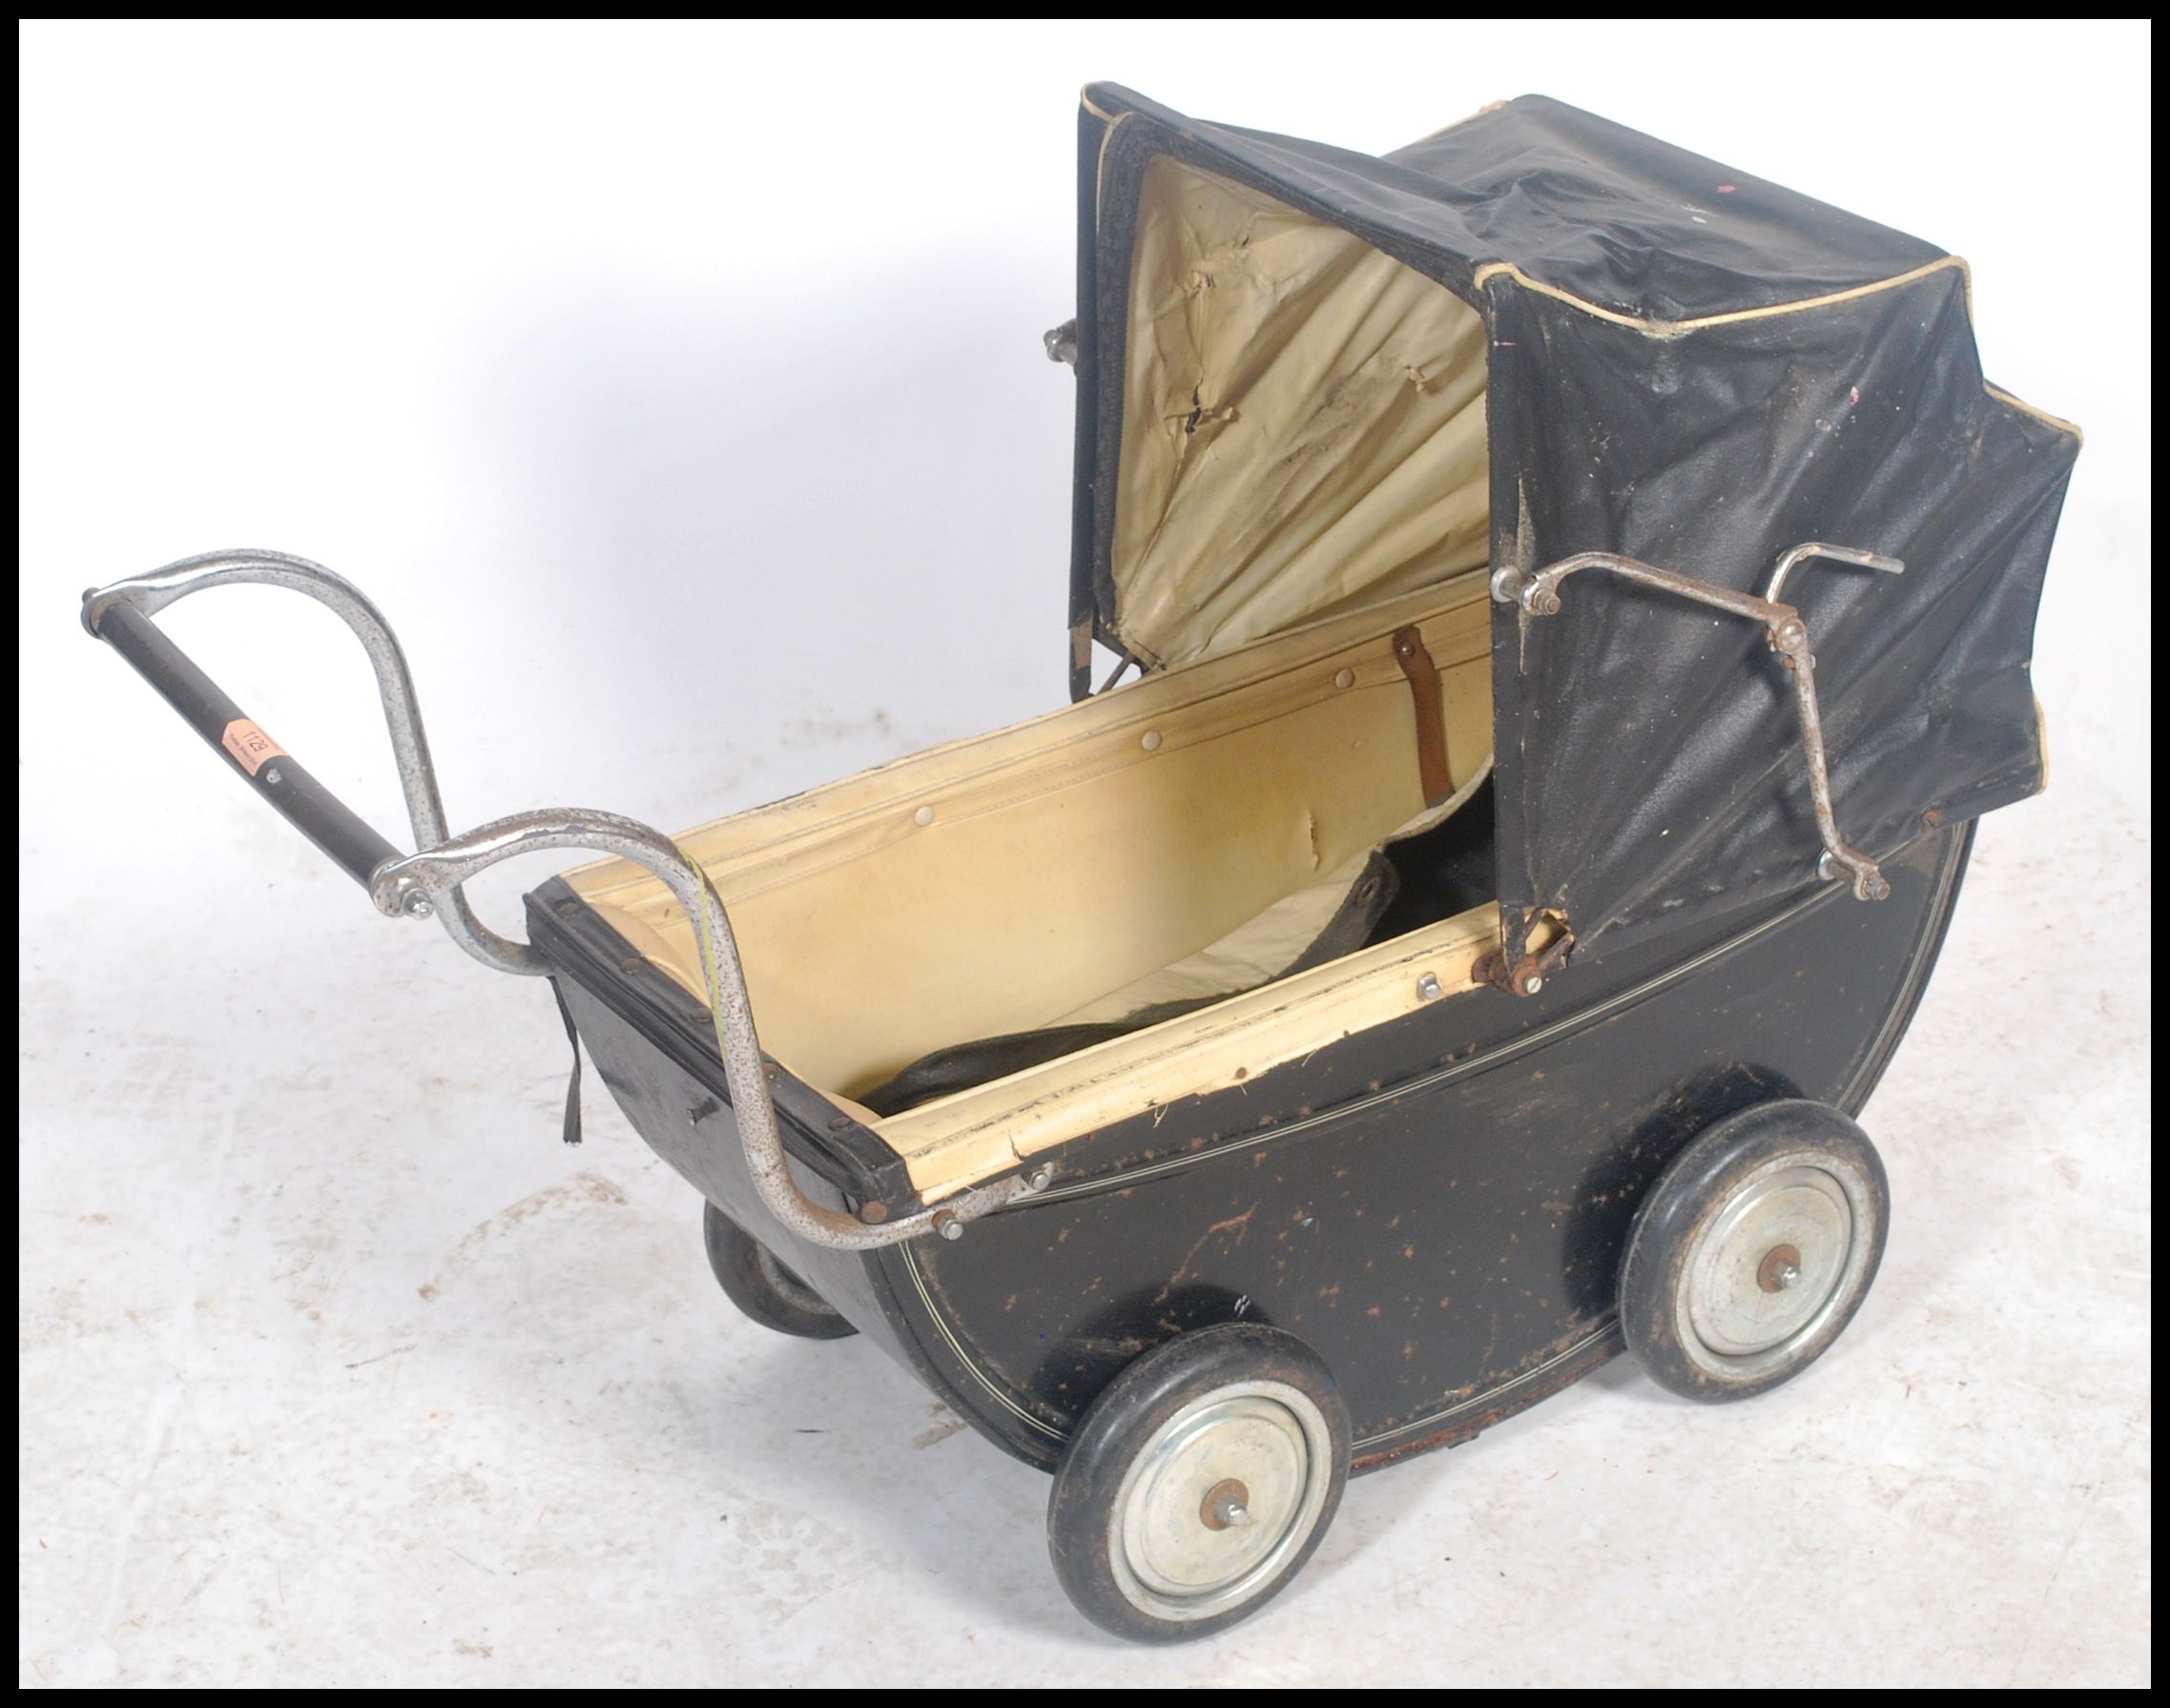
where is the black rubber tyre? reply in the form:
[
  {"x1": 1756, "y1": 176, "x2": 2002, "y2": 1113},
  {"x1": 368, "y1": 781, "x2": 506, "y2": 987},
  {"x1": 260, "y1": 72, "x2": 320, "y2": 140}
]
[
  {"x1": 1619, "y1": 1099, "x2": 1889, "y2": 1402},
  {"x1": 702, "y1": 1201, "x2": 857, "y2": 1340},
  {"x1": 1046, "y1": 1322, "x2": 1350, "y2": 1643}
]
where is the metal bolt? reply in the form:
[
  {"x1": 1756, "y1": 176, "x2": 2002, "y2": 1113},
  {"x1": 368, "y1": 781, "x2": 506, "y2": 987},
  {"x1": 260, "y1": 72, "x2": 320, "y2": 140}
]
[
  {"x1": 1416, "y1": 972, "x2": 1443, "y2": 1002},
  {"x1": 914, "y1": 805, "x2": 936, "y2": 827},
  {"x1": 1025, "y1": 1164, "x2": 1054, "y2": 1193},
  {"x1": 1141, "y1": 731, "x2": 1163, "y2": 751},
  {"x1": 1201, "y1": 1477, "x2": 1253, "y2": 1531},
  {"x1": 1758, "y1": 1243, "x2": 1805, "y2": 1293},
  {"x1": 1333, "y1": 668, "x2": 1355, "y2": 689},
  {"x1": 934, "y1": 1211, "x2": 964, "y2": 1242},
  {"x1": 1522, "y1": 973, "x2": 1543, "y2": 995}
]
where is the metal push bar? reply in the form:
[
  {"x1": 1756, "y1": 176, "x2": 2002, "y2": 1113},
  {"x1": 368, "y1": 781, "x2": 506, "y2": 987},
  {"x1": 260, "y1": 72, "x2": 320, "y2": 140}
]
[{"x1": 81, "y1": 551, "x2": 1036, "y2": 1249}]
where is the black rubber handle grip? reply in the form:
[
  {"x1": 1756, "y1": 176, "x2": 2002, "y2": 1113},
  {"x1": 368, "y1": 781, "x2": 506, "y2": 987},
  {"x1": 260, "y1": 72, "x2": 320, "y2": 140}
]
[{"x1": 91, "y1": 599, "x2": 403, "y2": 888}]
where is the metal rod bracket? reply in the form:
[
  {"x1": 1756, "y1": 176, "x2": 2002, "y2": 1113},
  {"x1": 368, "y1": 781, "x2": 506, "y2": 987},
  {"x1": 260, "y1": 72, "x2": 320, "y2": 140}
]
[{"x1": 1491, "y1": 543, "x2": 1904, "y2": 901}]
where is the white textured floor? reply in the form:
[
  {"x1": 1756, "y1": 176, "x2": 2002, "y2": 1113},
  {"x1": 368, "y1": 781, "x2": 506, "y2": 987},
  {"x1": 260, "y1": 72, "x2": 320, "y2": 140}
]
[{"x1": 18, "y1": 695, "x2": 2150, "y2": 1689}]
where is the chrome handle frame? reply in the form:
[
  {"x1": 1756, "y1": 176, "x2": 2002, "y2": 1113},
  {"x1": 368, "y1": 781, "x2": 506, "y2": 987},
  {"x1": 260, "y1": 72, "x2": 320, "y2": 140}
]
[
  {"x1": 1490, "y1": 542, "x2": 1905, "y2": 901},
  {"x1": 84, "y1": 550, "x2": 1039, "y2": 1248},
  {"x1": 83, "y1": 548, "x2": 534, "y2": 973},
  {"x1": 369, "y1": 813, "x2": 1039, "y2": 1250}
]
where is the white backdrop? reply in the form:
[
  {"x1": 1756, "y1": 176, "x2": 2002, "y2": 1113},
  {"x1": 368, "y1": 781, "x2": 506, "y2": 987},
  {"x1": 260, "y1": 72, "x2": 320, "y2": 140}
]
[{"x1": 20, "y1": 20, "x2": 2151, "y2": 1688}]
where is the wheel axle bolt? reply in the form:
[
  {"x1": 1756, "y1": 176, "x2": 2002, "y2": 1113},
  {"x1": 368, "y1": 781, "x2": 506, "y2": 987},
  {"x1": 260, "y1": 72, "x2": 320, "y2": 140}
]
[
  {"x1": 1200, "y1": 1477, "x2": 1252, "y2": 1531},
  {"x1": 1758, "y1": 1243, "x2": 1805, "y2": 1293}
]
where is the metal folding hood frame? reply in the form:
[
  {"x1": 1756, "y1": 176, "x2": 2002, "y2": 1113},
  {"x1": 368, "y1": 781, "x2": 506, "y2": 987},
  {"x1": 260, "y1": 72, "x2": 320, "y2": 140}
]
[{"x1": 1490, "y1": 541, "x2": 1906, "y2": 907}]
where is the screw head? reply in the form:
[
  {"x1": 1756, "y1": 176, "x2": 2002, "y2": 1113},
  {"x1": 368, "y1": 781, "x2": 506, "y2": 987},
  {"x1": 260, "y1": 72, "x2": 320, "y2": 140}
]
[
  {"x1": 1416, "y1": 972, "x2": 1443, "y2": 1002},
  {"x1": 935, "y1": 1211, "x2": 964, "y2": 1242},
  {"x1": 1522, "y1": 973, "x2": 1543, "y2": 996},
  {"x1": 1025, "y1": 1164, "x2": 1054, "y2": 1193},
  {"x1": 401, "y1": 888, "x2": 435, "y2": 919}
]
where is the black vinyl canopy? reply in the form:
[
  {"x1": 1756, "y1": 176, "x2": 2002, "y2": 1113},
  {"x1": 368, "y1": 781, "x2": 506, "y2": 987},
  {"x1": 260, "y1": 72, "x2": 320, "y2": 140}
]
[{"x1": 1066, "y1": 84, "x2": 2078, "y2": 967}]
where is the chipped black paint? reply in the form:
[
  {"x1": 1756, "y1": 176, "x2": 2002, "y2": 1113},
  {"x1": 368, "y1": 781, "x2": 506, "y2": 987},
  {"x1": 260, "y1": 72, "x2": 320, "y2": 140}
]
[{"x1": 543, "y1": 826, "x2": 1969, "y2": 1476}]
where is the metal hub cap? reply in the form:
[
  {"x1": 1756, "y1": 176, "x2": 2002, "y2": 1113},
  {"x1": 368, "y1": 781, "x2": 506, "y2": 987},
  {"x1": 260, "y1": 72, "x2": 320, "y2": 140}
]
[
  {"x1": 1679, "y1": 1153, "x2": 1875, "y2": 1381},
  {"x1": 1108, "y1": 1380, "x2": 1333, "y2": 1622}
]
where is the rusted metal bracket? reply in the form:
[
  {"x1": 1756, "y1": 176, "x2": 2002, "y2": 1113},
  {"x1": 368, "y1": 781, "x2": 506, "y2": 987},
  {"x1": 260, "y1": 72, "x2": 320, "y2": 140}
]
[
  {"x1": 1392, "y1": 624, "x2": 1455, "y2": 809},
  {"x1": 1068, "y1": 616, "x2": 1095, "y2": 704},
  {"x1": 1474, "y1": 916, "x2": 1574, "y2": 998},
  {"x1": 1490, "y1": 543, "x2": 1903, "y2": 902}
]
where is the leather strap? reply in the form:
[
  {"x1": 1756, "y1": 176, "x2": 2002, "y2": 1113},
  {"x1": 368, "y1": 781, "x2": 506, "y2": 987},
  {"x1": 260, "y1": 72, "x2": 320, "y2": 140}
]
[
  {"x1": 1393, "y1": 625, "x2": 1454, "y2": 808},
  {"x1": 548, "y1": 977, "x2": 585, "y2": 1146}
]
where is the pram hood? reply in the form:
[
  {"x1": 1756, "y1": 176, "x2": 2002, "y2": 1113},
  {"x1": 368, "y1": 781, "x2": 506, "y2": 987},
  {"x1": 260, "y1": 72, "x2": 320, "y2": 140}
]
[{"x1": 1066, "y1": 84, "x2": 2077, "y2": 957}]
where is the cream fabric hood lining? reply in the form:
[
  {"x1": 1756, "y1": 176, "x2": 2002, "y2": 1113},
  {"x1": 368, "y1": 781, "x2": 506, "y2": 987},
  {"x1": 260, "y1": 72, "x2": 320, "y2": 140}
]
[{"x1": 1108, "y1": 157, "x2": 1491, "y2": 669}]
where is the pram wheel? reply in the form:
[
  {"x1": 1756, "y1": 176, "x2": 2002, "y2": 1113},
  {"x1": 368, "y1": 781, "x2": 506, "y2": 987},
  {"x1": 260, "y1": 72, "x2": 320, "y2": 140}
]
[
  {"x1": 701, "y1": 1201, "x2": 857, "y2": 1340},
  {"x1": 1045, "y1": 1322, "x2": 1349, "y2": 1642},
  {"x1": 1618, "y1": 1099, "x2": 1889, "y2": 1402}
]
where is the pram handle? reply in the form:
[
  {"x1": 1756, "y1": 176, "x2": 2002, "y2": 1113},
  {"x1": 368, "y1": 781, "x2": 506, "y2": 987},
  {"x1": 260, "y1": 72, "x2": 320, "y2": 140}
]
[
  {"x1": 82, "y1": 551, "x2": 1035, "y2": 1248},
  {"x1": 82, "y1": 549, "x2": 536, "y2": 972}
]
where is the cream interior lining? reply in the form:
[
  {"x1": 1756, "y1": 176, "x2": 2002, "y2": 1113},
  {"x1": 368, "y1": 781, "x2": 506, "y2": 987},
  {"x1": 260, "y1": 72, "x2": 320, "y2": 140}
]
[
  {"x1": 1110, "y1": 157, "x2": 1491, "y2": 667},
  {"x1": 1050, "y1": 755, "x2": 1491, "y2": 1026},
  {"x1": 568, "y1": 574, "x2": 1494, "y2": 1109}
]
